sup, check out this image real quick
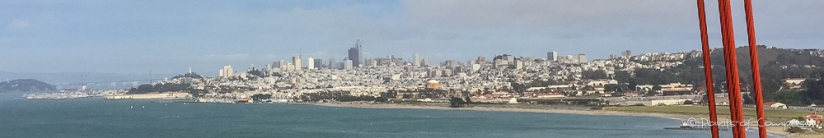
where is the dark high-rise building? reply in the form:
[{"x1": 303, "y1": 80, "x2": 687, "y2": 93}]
[
  {"x1": 314, "y1": 59, "x2": 323, "y2": 69},
  {"x1": 348, "y1": 40, "x2": 362, "y2": 68}
]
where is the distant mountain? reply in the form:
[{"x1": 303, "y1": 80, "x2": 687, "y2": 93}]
[
  {"x1": 0, "y1": 79, "x2": 57, "y2": 93},
  {"x1": 0, "y1": 72, "x2": 176, "y2": 84}
]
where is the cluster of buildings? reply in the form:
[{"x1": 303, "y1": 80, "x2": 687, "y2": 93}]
[{"x1": 153, "y1": 41, "x2": 724, "y2": 104}]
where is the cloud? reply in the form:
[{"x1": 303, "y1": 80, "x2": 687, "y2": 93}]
[
  {"x1": 8, "y1": 19, "x2": 30, "y2": 30},
  {"x1": 403, "y1": 0, "x2": 694, "y2": 36}
]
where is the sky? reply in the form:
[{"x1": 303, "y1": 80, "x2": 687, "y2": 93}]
[{"x1": 2, "y1": 0, "x2": 823, "y2": 75}]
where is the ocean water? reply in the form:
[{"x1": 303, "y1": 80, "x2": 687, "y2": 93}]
[{"x1": 0, "y1": 93, "x2": 775, "y2": 138}]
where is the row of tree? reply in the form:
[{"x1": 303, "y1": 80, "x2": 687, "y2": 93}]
[
  {"x1": 764, "y1": 79, "x2": 824, "y2": 105},
  {"x1": 128, "y1": 83, "x2": 191, "y2": 94}
]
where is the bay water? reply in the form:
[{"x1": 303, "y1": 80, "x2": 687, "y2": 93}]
[{"x1": 0, "y1": 93, "x2": 774, "y2": 138}]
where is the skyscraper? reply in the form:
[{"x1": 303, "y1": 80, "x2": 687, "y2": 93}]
[
  {"x1": 413, "y1": 54, "x2": 420, "y2": 67},
  {"x1": 219, "y1": 65, "x2": 233, "y2": 78},
  {"x1": 314, "y1": 59, "x2": 323, "y2": 69},
  {"x1": 307, "y1": 57, "x2": 314, "y2": 69},
  {"x1": 348, "y1": 40, "x2": 362, "y2": 68},
  {"x1": 328, "y1": 57, "x2": 335, "y2": 69},
  {"x1": 293, "y1": 56, "x2": 302, "y2": 71},
  {"x1": 547, "y1": 51, "x2": 557, "y2": 61},
  {"x1": 278, "y1": 60, "x2": 285, "y2": 69},
  {"x1": 577, "y1": 54, "x2": 587, "y2": 63}
]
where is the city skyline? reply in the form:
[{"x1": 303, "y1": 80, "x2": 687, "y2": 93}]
[{"x1": 2, "y1": 0, "x2": 823, "y2": 74}]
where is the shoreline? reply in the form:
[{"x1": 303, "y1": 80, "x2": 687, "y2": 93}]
[
  {"x1": 311, "y1": 102, "x2": 807, "y2": 138},
  {"x1": 313, "y1": 102, "x2": 693, "y2": 119}
]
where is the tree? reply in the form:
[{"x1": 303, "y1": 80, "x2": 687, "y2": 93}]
[
  {"x1": 628, "y1": 78, "x2": 643, "y2": 91},
  {"x1": 582, "y1": 70, "x2": 608, "y2": 80},
  {"x1": 374, "y1": 97, "x2": 389, "y2": 103},
  {"x1": 604, "y1": 84, "x2": 620, "y2": 92},
  {"x1": 251, "y1": 94, "x2": 272, "y2": 101},
  {"x1": 652, "y1": 85, "x2": 662, "y2": 91},
  {"x1": 801, "y1": 79, "x2": 824, "y2": 104},
  {"x1": 172, "y1": 72, "x2": 203, "y2": 79},
  {"x1": 742, "y1": 93, "x2": 755, "y2": 104},
  {"x1": 449, "y1": 97, "x2": 466, "y2": 108},
  {"x1": 787, "y1": 127, "x2": 804, "y2": 133},
  {"x1": 510, "y1": 82, "x2": 527, "y2": 95},
  {"x1": 582, "y1": 86, "x2": 595, "y2": 91},
  {"x1": 614, "y1": 71, "x2": 631, "y2": 83}
]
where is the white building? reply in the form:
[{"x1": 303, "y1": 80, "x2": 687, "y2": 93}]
[
  {"x1": 293, "y1": 56, "x2": 302, "y2": 71},
  {"x1": 344, "y1": 60, "x2": 353, "y2": 69},
  {"x1": 307, "y1": 57, "x2": 315, "y2": 69},
  {"x1": 219, "y1": 65, "x2": 233, "y2": 78},
  {"x1": 413, "y1": 54, "x2": 420, "y2": 67},
  {"x1": 547, "y1": 51, "x2": 557, "y2": 61},
  {"x1": 278, "y1": 60, "x2": 285, "y2": 69}
]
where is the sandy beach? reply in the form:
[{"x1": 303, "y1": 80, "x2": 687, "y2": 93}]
[{"x1": 312, "y1": 103, "x2": 822, "y2": 138}]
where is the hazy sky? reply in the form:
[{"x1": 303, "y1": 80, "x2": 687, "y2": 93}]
[{"x1": 2, "y1": 0, "x2": 822, "y2": 75}]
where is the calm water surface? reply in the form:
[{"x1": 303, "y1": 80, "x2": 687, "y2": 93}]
[{"x1": 0, "y1": 93, "x2": 774, "y2": 138}]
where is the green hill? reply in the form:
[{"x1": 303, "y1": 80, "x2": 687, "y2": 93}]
[
  {"x1": 675, "y1": 46, "x2": 824, "y2": 105},
  {"x1": 0, "y1": 79, "x2": 57, "y2": 93},
  {"x1": 678, "y1": 46, "x2": 824, "y2": 91}
]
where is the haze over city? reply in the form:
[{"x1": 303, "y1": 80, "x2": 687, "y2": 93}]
[{"x1": 2, "y1": 0, "x2": 823, "y2": 75}]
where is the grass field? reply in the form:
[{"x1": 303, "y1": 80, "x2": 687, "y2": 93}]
[{"x1": 608, "y1": 106, "x2": 812, "y2": 121}]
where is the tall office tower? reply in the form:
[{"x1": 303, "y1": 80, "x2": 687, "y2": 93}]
[
  {"x1": 578, "y1": 54, "x2": 587, "y2": 63},
  {"x1": 278, "y1": 60, "x2": 285, "y2": 69},
  {"x1": 413, "y1": 54, "x2": 420, "y2": 67},
  {"x1": 219, "y1": 65, "x2": 233, "y2": 78},
  {"x1": 328, "y1": 57, "x2": 335, "y2": 69},
  {"x1": 293, "y1": 56, "x2": 302, "y2": 71},
  {"x1": 307, "y1": 57, "x2": 315, "y2": 69},
  {"x1": 421, "y1": 58, "x2": 430, "y2": 67},
  {"x1": 547, "y1": 51, "x2": 557, "y2": 61},
  {"x1": 314, "y1": 59, "x2": 323, "y2": 69},
  {"x1": 621, "y1": 50, "x2": 632, "y2": 58},
  {"x1": 344, "y1": 60, "x2": 353, "y2": 69},
  {"x1": 348, "y1": 40, "x2": 362, "y2": 68}
]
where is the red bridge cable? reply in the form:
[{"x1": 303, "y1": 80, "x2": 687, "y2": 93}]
[
  {"x1": 696, "y1": 0, "x2": 720, "y2": 137},
  {"x1": 743, "y1": 0, "x2": 767, "y2": 137},
  {"x1": 726, "y1": 0, "x2": 747, "y2": 136},
  {"x1": 716, "y1": 0, "x2": 736, "y2": 136},
  {"x1": 717, "y1": 0, "x2": 746, "y2": 137}
]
